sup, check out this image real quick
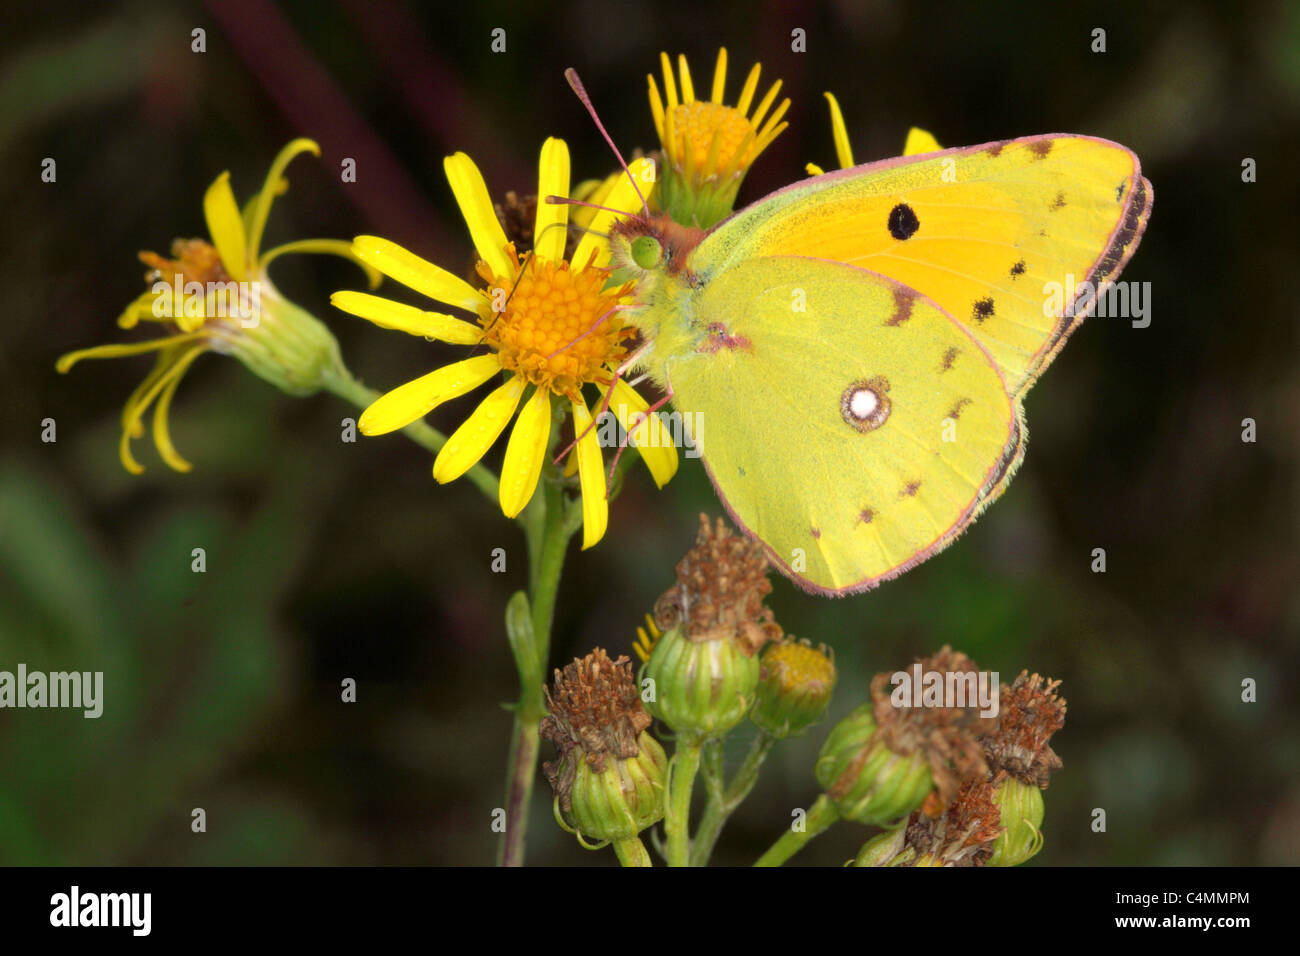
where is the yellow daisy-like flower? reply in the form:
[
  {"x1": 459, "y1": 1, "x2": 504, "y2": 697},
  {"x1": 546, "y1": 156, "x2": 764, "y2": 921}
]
[
  {"x1": 57, "y1": 138, "x2": 378, "y2": 474},
  {"x1": 649, "y1": 48, "x2": 790, "y2": 228},
  {"x1": 332, "y1": 139, "x2": 677, "y2": 548},
  {"x1": 805, "y1": 92, "x2": 942, "y2": 176}
]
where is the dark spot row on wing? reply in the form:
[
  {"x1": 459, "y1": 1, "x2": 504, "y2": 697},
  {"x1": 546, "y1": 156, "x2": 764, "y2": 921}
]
[
  {"x1": 972, "y1": 296, "x2": 996, "y2": 323},
  {"x1": 885, "y1": 287, "x2": 915, "y2": 326},
  {"x1": 1010, "y1": 259, "x2": 1027, "y2": 279},
  {"x1": 940, "y1": 346, "x2": 960, "y2": 372}
]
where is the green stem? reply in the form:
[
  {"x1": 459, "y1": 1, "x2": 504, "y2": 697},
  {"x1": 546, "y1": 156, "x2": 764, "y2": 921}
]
[
  {"x1": 321, "y1": 368, "x2": 498, "y2": 503},
  {"x1": 665, "y1": 736, "x2": 704, "y2": 866},
  {"x1": 497, "y1": 481, "x2": 577, "y2": 866},
  {"x1": 753, "y1": 793, "x2": 839, "y2": 867},
  {"x1": 613, "y1": 837, "x2": 653, "y2": 867},
  {"x1": 690, "y1": 732, "x2": 777, "y2": 866}
]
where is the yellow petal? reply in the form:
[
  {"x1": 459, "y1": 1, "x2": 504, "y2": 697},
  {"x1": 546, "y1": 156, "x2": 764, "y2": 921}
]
[
  {"x1": 805, "y1": 162, "x2": 827, "y2": 176},
  {"x1": 330, "y1": 291, "x2": 481, "y2": 344},
  {"x1": 570, "y1": 396, "x2": 608, "y2": 549},
  {"x1": 823, "y1": 92, "x2": 855, "y2": 170},
  {"x1": 245, "y1": 138, "x2": 320, "y2": 261},
  {"x1": 117, "y1": 290, "x2": 161, "y2": 329},
  {"x1": 151, "y1": 346, "x2": 207, "y2": 472},
  {"x1": 443, "y1": 152, "x2": 513, "y2": 280},
  {"x1": 659, "y1": 52, "x2": 679, "y2": 111},
  {"x1": 202, "y1": 171, "x2": 247, "y2": 282},
  {"x1": 677, "y1": 53, "x2": 695, "y2": 103},
  {"x1": 433, "y1": 376, "x2": 526, "y2": 484},
  {"x1": 260, "y1": 238, "x2": 382, "y2": 289},
  {"x1": 358, "y1": 354, "x2": 501, "y2": 436},
  {"x1": 710, "y1": 48, "x2": 728, "y2": 104},
  {"x1": 56, "y1": 333, "x2": 207, "y2": 374},
  {"x1": 610, "y1": 379, "x2": 678, "y2": 488},
  {"x1": 533, "y1": 138, "x2": 571, "y2": 262},
  {"x1": 903, "y1": 127, "x2": 942, "y2": 156},
  {"x1": 735, "y1": 62, "x2": 761, "y2": 116},
  {"x1": 118, "y1": 344, "x2": 204, "y2": 474},
  {"x1": 352, "y1": 235, "x2": 480, "y2": 310},
  {"x1": 498, "y1": 386, "x2": 552, "y2": 517},
  {"x1": 571, "y1": 157, "x2": 655, "y2": 269}
]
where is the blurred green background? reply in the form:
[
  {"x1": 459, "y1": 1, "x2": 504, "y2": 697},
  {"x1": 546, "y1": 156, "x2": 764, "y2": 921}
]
[{"x1": 1, "y1": 0, "x2": 1297, "y2": 866}]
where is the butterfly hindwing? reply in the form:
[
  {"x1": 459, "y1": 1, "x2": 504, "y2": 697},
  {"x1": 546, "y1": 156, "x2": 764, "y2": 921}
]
[
  {"x1": 694, "y1": 135, "x2": 1152, "y2": 397},
  {"x1": 664, "y1": 256, "x2": 1017, "y2": 594}
]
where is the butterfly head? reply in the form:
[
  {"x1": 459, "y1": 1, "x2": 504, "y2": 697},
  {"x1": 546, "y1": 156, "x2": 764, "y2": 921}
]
[{"x1": 608, "y1": 213, "x2": 706, "y2": 288}]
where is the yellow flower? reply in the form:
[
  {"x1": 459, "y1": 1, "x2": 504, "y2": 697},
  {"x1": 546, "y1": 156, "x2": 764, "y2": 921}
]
[
  {"x1": 649, "y1": 48, "x2": 790, "y2": 227},
  {"x1": 805, "y1": 92, "x2": 942, "y2": 175},
  {"x1": 57, "y1": 139, "x2": 378, "y2": 474},
  {"x1": 332, "y1": 139, "x2": 677, "y2": 548}
]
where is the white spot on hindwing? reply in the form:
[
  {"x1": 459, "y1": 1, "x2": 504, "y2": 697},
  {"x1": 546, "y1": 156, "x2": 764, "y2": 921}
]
[{"x1": 842, "y1": 377, "x2": 891, "y2": 432}]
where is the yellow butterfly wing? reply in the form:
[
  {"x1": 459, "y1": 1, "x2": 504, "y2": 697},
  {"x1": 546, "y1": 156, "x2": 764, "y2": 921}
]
[
  {"x1": 696, "y1": 135, "x2": 1152, "y2": 397},
  {"x1": 662, "y1": 255, "x2": 1018, "y2": 595}
]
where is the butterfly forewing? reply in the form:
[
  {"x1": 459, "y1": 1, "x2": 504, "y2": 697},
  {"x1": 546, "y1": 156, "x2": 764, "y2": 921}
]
[{"x1": 697, "y1": 135, "x2": 1152, "y2": 397}]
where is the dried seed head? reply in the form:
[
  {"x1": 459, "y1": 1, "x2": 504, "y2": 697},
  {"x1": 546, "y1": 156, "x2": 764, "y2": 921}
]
[
  {"x1": 982, "y1": 670, "x2": 1067, "y2": 788},
  {"x1": 540, "y1": 648, "x2": 652, "y2": 812},
  {"x1": 653, "y1": 514, "x2": 782, "y2": 654},
  {"x1": 870, "y1": 646, "x2": 995, "y2": 808}
]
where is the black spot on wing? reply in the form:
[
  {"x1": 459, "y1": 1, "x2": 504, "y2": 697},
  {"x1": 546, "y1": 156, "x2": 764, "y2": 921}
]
[
  {"x1": 972, "y1": 297, "x2": 995, "y2": 323},
  {"x1": 1050, "y1": 191, "x2": 1066, "y2": 211},
  {"x1": 887, "y1": 203, "x2": 920, "y2": 240},
  {"x1": 859, "y1": 508, "x2": 875, "y2": 524},
  {"x1": 1010, "y1": 259, "x2": 1026, "y2": 279}
]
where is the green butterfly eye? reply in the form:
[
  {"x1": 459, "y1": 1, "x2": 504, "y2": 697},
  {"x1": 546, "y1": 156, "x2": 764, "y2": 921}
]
[{"x1": 630, "y1": 235, "x2": 663, "y2": 269}]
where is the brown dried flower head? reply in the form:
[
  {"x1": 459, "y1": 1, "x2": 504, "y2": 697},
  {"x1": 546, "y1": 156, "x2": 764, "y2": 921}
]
[
  {"x1": 902, "y1": 777, "x2": 1004, "y2": 867},
  {"x1": 540, "y1": 648, "x2": 652, "y2": 811},
  {"x1": 981, "y1": 670, "x2": 1067, "y2": 788},
  {"x1": 870, "y1": 646, "x2": 996, "y2": 809},
  {"x1": 653, "y1": 514, "x2": 782, "y2": 655}
]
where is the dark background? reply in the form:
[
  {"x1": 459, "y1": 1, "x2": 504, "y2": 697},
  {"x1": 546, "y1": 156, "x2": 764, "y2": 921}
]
[{"x1": 1, "y1": 0, "x2": 1297, "y2": 866}]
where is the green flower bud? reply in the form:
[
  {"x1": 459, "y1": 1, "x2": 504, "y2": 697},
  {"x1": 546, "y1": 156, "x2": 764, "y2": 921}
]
[
  {"x1": 852, "y1": 825, "x2": 914, "y2": 867},
  {"x1": 643, "y1": 623, "x2": 760, "y2": 738},
  {"x1": 750, "y1": 639, "x2": 836, "y2": 739},
  {"x1": 640, "y1": 516, "x2": 782, "y2": 739},
  {"x1": 987, "y1": 776, "x2": 1045, "y2": 866},
  {"x1": 225, "y1": 283, "x2": 347, "y2": 397},
  {"x1": 564, "y1": 731, "x2": 668, "y2": 843},
  {"x1": 541, "y1": 649, "x2": 667, "y2": 845},
  {"x1": 815, "y1": 704, "x2": 934, "y2": 826}
]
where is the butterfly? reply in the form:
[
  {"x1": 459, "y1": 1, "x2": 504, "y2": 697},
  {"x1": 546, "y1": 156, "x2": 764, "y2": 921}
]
[{"x1": 606, "y1": 134, "x2": 1152, "y2": 595}]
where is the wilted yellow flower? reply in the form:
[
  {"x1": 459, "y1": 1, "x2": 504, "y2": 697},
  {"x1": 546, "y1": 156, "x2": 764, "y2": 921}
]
[{"x1": 57, "y1": 139, "x2": 377, "y2": 473}]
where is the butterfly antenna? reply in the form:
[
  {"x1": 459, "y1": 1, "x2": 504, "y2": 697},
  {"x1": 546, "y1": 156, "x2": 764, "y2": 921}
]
[{"x1": 565, "y1": 68, "x2": 649, "y2": 218}]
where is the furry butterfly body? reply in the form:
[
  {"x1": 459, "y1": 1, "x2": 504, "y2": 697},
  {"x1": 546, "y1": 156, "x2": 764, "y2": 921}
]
[{"x1": 612, "y1": 134, "x2": 1152, "y2": 594}]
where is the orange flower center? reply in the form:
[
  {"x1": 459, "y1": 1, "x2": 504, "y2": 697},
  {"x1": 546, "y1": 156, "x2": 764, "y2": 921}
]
[
  {"x1": 140, "y1": 238, "x2": 230, "y2": 288},
  {"x1": 669, "y1": 102, "x2": 756, "y2": 176},
  {"x1": 477, "y1": 251, "x2": 633, "y2": 398}
]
